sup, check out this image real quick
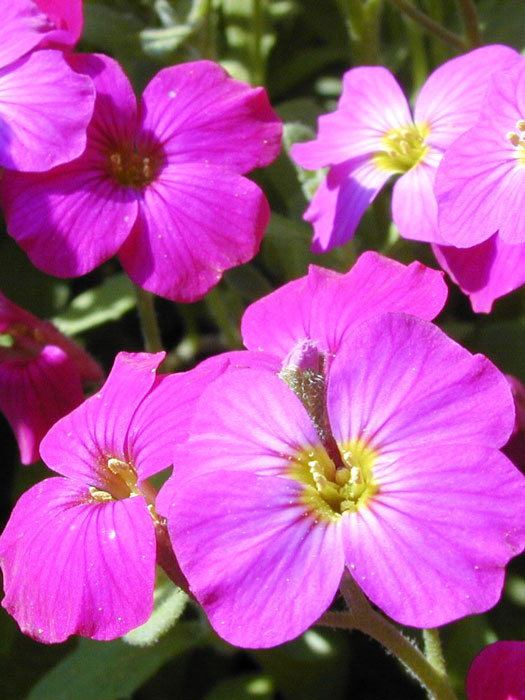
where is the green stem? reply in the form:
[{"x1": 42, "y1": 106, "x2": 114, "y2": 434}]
[
  {"x1": 134, "y1": 285, "x2": 164, "y2": 353},
  {"x1": 321, "y1": 576, "x2": 458, "y2": 700},
  {"x1": 455, "y1": 0, "x2": 483, "y2": 47},
  {"x1": 388, "y1": 0, "x2": 467, "y2": 51},
  {"x1": 252, "y1": 0, "x2": 265, "y2": 84},
  {"x1": 423, "y1": 629, "x2": 448, "y2": 676}
]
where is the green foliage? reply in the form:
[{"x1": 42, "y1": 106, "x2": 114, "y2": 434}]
[
  {"x1": 52, "y1": 274, "x2": 136, "y2": 336},
  {"x1": 26, "y1": 622, "x2": 205, "y2": 700}
]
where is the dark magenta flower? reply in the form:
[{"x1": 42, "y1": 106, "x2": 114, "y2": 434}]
[
  {"x1": 0, "y1": 351, "x2": 224, "y2": 642},
  {"x1": 0, "y1": 290, "x2": 103, "y2": 464},
  {"x1": 1, "y1": 54, "x2": 282, "y2": 302},
  {"x1": 467, "y1": 641, "x2": 525, "y2": 699}
]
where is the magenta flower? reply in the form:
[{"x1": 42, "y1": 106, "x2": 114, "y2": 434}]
[
  {"x1": 1, "y1": 53, "x2": 282, "y2": 302},
  {"x1": 0, "y1": 0, "x2": 94, "y2": 172},
  {"x1": 290, "y1": 46, "x2": 519, "y2": 252},
  {"x1": 158, "y1": 255, "x2": 525, "y2": 648},
  {"x1": 0, "y1": 291, "x2": 103, "y2": 464},
  {"x1": 435, "y1": 58, "x2": 525, "y2": 247},
  {"x1": 466, "y1": 641, "x2": 525, "y2": 700},
  {"x1": 0, "y1": 351, "x2": 225, "y2": 642},
  {"x1": 432, "y1": 234, "x2": 525, "y2": 313}
]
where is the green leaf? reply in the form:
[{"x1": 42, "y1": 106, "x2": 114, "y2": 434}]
[
  {"x1": 123, "y1": 572, "x2": 188, "y2": 647},
  {"x1": 52, "y1": 274, "x2": 136, "y2": 336},
  {"x1": 205, "y1": 673, "x2": 274, "y2": 700},
  {"x1": 27, "y1": 621, "x2": 205, "y2": 700},
  {"x1": 253, "y1": 628, "x2": 350, "y2": 700}
]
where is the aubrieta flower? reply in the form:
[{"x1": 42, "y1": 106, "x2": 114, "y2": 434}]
[
  {"x1": 0, "y1": 0, "x2": 94, "y2": 172},
  {"x1": 0, "y1": 290, "x2": 103, "y2": 464},
  {"x1": 290, "y1": 45, "x2": 519, "y2": 252},
  {"x1": 158, "y1": 254, "x2": 525, "y2": 648},
  {"x1": 435, "y1": 57, "x2": 525, "y2": 248},
  {"x1": 1, "y1": 54, "x2": 282, "y2": 303},
  {"x1": 0, "y1": 351, "x2": 226, "y2": 642},
  {"x1": 466, "y1": 641, "x2": 525, "y2": 699}
]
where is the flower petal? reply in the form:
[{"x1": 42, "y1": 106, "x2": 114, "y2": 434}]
[
  {"x1": 119, "y1": 164, "x2": 269, "y2": 302},
  {"x1": 391, "y1": 154, "x2": 446, "y2": 243},
  {"x1": 328, "y1": 313, "x2": 515, "y2": 453},
  {"x1": 291, "y1": 66, "x2": 412, "y2": 169},
  {"x1": 415, "y1": 44, "x2": 520, "y2": 151},
  {"x1": 435, "y1": 61, "x2": 525, "y2": 247},
  {"x1": 162, "y1": 367, "x2": 323, "y2": 485},
  {"x1": 467, "y1": 641, "x2": 525, "y2": 700},
  {"x1": 0, "y1": 50, "x2": 94, "y2": 171},
  {"x1": 128, "y1": 355, "x2": 232, "y2": 480},
  {"x1": 139, "y1": 60, "x2": 281, "y2": 173},
  {"x1": 433, "y1": 234, "x2": 525, "y2": 313},
  {"x1": 0, "y1": 478, "x2": 156, "y2": 642},
  {"x1": 40, "y1": 352, "x2": 164, "y2": 485},
  {"x1": 0, "y1": 1, "x2": 52, "y2": 69},
  {"x1": 304, "y1": 157, "x2": 391, "y2": 252},
  {"x1": 35, "y1": 0, "x2": 84, "y2": 48},
  {"x1": 0, "y1": 345, "x2": 84, "y2": 464},
  {"x1": 241, "y1": 251, "x2": 447, "y2": 357},
  {"x1": 162, "y1": 469, "x2": 344, "y2": 648},
  {"x1": 1, "y1": 52, "x2": 139, "y2": 275},
  {"x1": 341, "y1": 445, "x2": 525, "y2": 628}
]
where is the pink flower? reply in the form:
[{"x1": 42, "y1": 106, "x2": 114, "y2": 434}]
[
  {"x1": 0, "y1": 0, "x2": 94, "y2": 172},
  {"x1": 291, "y1": 46, "x2": 519, "y2": 252},
  {"x1": 466, "y1": 641, "x2": 525, "y2": 700},
  {"x1": 0, "y1": 351, "x2": 225, "y2": 642},
  {"x1": 0, "y1": 291, "x2": 103, "y2": 464},
  {"x1": 432, "y1": 234, "x2": 525, "y2": 313},
  {"x1": 1, "y1": 54, "x2": 282, "y2": 302},
  {"x1": 435, "y1": 58, "x2": 525, "y2": 248},
  {"x1": 158, "y1": 256, "x2": 525, "y2": 648}
]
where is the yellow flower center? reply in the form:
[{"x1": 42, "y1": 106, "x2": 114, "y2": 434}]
[
  {"x1": 373, "y1": 122, "x2": 430, "y2": 174},
  {"x1": 506, "y1": 119, "x2": 525, "y2": 166},
  {"x1": 107, "y1": 147, "x2": 164, "y2": 188},
  {"x1": 89, "y1": 458, "x2": 160, "y2": 521},
  {"x1": 290, "y1": 440, "x2": 378, "y2": 521}
]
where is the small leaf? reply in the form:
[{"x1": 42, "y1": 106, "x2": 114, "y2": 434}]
[
  {"x1": 52, "y1": 274, "x2": 136, "y2": 336},
  {"x1": 123, "y1": 571, "x2": 188, "y2": 647},
  {"x1": 27, "y1": 621, "x2": 205, "y2": 700}
]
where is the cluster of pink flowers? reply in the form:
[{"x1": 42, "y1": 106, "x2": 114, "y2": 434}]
[
  {"x1": 291, "y1": 45, "x2": 525, "y2": 312},
  {"x1": 1, "y1": 2, "x2": 525, "y2": 697}
]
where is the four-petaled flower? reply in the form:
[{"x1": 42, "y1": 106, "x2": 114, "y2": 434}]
[
  {"x1": 158, "y1": 254, "x2": 525, "y2": 648},
  {"x1": 0, "y1": 351, "x2": 225, "y2": 642},
  {"x1": 290, "y1": 45, "x2": 519, "y2": 252},
  {"x1": 1, "y1": 54, "x2": 282, "y2": 302}
]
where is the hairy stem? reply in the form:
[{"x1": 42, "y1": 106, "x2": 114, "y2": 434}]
[
  {"x1": 134, "y1": 285, "x2": 164, "y2": 353},
  {"x1": 319, "y1": 576, "x2": 458, "y2": 700}
]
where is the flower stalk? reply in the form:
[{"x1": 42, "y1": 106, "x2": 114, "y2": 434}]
[{"x1": 320, "y1": 575, "x2": 458, "y2": 700}]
